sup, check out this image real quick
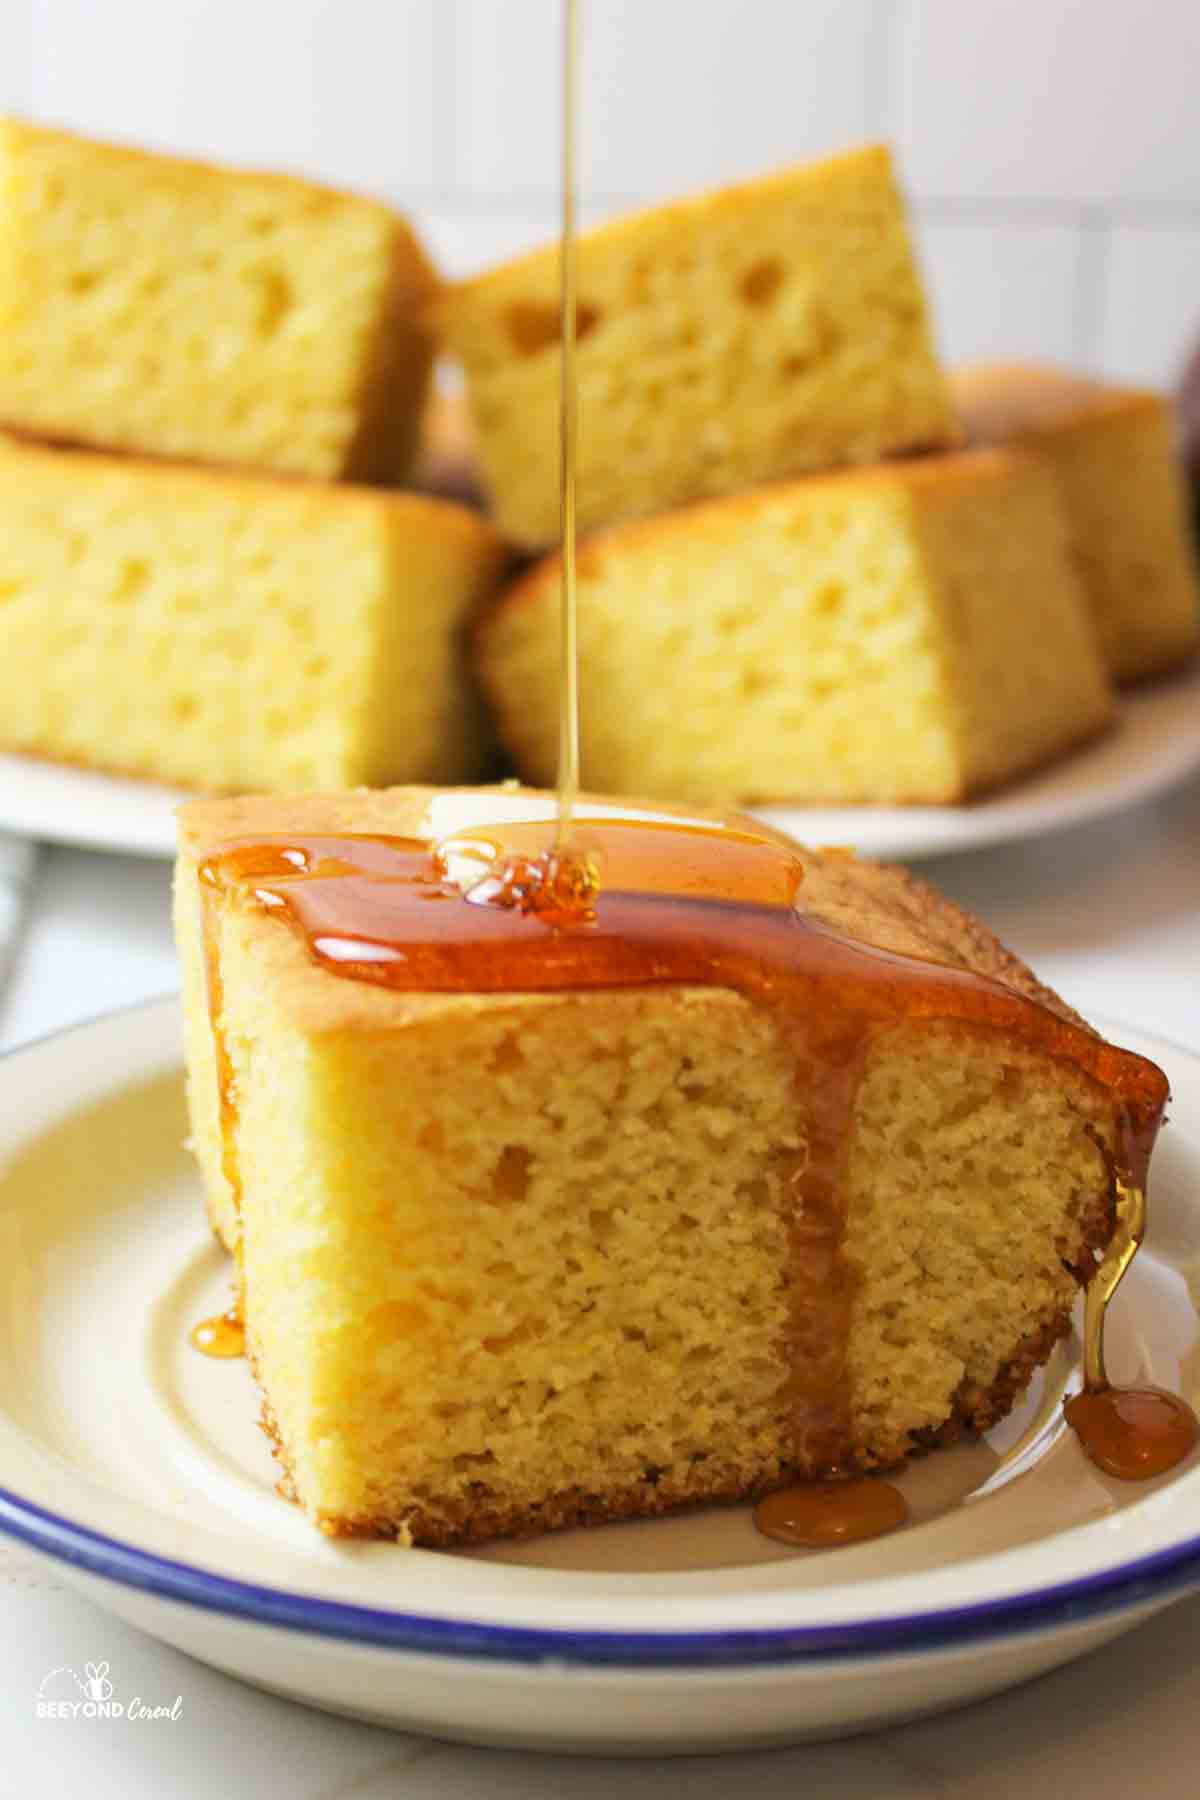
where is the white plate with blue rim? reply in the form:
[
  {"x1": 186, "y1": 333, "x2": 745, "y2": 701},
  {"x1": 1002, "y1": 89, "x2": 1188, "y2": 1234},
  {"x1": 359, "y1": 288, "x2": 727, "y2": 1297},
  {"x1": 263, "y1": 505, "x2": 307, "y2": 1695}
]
[
  {"x1": 1, "y1": 661, "x2": 1198, "y2": 863},
  {"x1": 1, "y1": 995, "x2": 1200, "y2": 1755}
]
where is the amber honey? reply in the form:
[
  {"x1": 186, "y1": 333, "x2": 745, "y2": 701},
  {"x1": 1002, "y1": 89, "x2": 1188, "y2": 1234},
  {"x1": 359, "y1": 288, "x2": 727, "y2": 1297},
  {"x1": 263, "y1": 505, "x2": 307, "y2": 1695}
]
[
  {"x1": 190, "y1": 1307, "x2": 245, "y2": 1360},
  {"x1": 1063, "y1": 1174, "x2": 1199, "y2": 1479},
  {"x1": 754, "y1": 1478, "x2": 908, "y2": 1549}
]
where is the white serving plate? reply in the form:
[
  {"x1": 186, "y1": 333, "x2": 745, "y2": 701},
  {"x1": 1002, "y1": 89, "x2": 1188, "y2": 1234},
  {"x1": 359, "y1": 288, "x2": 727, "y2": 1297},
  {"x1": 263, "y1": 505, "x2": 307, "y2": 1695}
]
[
  {"x1": 755, "y1": 660, "x2": 1200, "y2": 858},
  {"x1": 1, "y1": 662, "x2": 1197, "y2": 862},
  {"x1": 0, "y1": 997, "x2": 1199, "y2": 1755}
]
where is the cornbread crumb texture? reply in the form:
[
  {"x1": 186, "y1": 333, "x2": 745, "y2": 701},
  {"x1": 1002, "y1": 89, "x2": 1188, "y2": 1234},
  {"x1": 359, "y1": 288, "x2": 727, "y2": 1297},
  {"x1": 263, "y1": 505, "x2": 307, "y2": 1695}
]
[
  {"x1": 0, "y1": 441, "x2": 507, "y2": 793},
  {"x1": 0, "y1": 115, "x2": 437, "y2": 480},
  {"x1": 176, "y1": 784, "x2": 1124, "y2": 1544},
  {"x1": 477, "y1": 449, "x2": 1113, "y2": 808},
  {"x1": 843, "y1": 1027, "x2": 1112, "y2": 1458},
  {"x1": 435, "y1": 144, "x2": 957, "y2": 545},
  {"x1": 954, "y1": 362, "x2": 1200, "y2": 683}
]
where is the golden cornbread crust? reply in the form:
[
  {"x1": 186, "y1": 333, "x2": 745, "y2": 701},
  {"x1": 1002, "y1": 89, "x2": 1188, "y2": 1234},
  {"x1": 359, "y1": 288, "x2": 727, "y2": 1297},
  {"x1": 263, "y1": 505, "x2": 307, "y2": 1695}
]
[
  {"x1": 0, "y1": 417, "x2": 487, "y2": 516},
  {"x1": 475, "y1": 449, "x2": 1114, "y2": 808}
]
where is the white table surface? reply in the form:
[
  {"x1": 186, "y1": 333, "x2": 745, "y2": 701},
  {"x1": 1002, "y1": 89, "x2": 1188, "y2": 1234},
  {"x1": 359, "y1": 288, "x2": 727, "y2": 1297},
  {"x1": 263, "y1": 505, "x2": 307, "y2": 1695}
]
[{"x1": 1, "y1": 778, "x2": 1199, "y2": 1797}]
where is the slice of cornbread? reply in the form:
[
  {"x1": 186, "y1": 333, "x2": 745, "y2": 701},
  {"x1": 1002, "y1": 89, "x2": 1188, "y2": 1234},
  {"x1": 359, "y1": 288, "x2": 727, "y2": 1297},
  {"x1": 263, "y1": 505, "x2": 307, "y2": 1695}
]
[
  {"x1": 0, "y1": 116, "x2": 437, "y2": 481},
  {"x1": 954, "y1": 363, "x2": 1200, "y2": 683},
  {"x1": 476, "y1": 448, "x2": 1114, "y2": 808},
  {"x1": 0, "y1": 439, "x2": 507, "y2": 793},
  {"x1": 434, "y1": 145, "x2": 957, "y2": 545},
  {"x1": 175, "y1": 785, "x2": 1163, "y2": 1546}
]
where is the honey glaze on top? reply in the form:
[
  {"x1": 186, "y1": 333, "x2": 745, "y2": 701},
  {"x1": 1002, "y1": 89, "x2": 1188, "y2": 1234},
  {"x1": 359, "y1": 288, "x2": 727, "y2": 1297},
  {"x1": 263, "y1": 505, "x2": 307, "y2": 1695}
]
[{"x1": 197, "y1": 808, "x2": 1182, "y2": 1534}]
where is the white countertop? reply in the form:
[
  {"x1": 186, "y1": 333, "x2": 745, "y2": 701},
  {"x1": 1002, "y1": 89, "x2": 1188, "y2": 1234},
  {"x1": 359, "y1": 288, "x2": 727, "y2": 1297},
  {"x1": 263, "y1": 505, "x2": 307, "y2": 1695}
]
[{"x1": 2, "y1": 778, "x2": 1200, "y2": 1797}]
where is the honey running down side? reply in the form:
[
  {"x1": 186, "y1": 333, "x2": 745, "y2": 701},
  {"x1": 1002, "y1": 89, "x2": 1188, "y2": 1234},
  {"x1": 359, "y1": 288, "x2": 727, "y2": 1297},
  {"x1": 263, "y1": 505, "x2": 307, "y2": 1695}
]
[
  {"x1": 1063, "y1": 1174, "x2": 1198, "y2": 1478},
  {"x1": 198, "y1": 811, "x2": 1172, "y2": 1498}
]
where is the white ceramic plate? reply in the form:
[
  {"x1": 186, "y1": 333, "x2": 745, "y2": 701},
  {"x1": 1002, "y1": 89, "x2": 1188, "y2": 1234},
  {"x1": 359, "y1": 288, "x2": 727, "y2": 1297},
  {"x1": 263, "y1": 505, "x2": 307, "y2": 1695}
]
[
  {"x1": 2, "y1": 663, "x2": 1198, "y2": 862},
  {"x1": 1, "y1": 997, "x2": 1200, "y2": 1755}
]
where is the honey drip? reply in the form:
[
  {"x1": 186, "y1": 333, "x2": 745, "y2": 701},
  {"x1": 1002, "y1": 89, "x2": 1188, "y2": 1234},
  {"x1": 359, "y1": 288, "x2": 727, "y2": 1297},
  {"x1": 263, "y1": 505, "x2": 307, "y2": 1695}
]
[
  {"x1": 190, "y1": 1306, "x2": 245, "y2": 1360},
  {"x1": 754, "y1": 1479, "x2": 908, "y2": 1549},
  {"x1": 199, "y1": 815, "x2": 1168, "y2": 1488},
  {"x1": 1064, "y1": 1176, "x2": 1199, "y2": 1479}
]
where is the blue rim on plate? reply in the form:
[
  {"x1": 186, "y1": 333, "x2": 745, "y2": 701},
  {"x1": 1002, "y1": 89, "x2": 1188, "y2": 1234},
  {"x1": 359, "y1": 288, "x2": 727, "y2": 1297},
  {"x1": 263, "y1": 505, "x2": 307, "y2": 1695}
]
[
  {"x1": 2, "y1": 997, "x2": 1199, "y2": 1671},
  {"x1": 2, "y1": 1483, "x2": 1199, "y2": 1668}
]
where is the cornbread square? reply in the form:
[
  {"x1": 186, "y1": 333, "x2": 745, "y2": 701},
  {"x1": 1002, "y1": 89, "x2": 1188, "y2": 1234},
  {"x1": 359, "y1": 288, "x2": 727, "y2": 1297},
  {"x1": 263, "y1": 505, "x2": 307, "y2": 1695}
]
[
  {"x1": 476, "y1": 449, "x2": 1114, "y2": 808},
  {"x1": 0, "y1": 439, "x2": 507, "y2": 793},
  {"x1": 0, "y1": 116, "x2": 437, "y2": 481},
  {"x1": 434, "y1": 145, "x2": 957, "y2": 545},
  {"x1": 175, "y1": 786, "x2": 1150, "y2": 1546},
  {"x1": 954, "y1": 363, "x2": 1200, "y2": 683}
]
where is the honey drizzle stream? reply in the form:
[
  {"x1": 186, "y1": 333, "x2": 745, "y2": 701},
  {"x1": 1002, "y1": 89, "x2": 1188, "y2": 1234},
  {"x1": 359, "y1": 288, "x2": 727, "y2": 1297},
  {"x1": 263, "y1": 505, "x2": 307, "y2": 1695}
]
[
  {"x1": 1064, "y1": 1175, "x2": 1199, "y2": 1478},
  {"x1": 197, "y1": 823, "x2": 1171, "y2": 1490},
  {"x1": 1082, "y1": 1176, "x2": 1144, "y2": 1395},
  {"x1": 555, "y1": 0, "x2": 581, "y2": 852}
]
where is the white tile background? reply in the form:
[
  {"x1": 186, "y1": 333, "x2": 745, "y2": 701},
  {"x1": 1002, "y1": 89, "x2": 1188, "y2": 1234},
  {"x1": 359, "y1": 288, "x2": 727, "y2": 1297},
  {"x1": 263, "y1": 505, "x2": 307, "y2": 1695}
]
[{"x1": 4, "y1": 0, "x2": 1199, "y2": 389}]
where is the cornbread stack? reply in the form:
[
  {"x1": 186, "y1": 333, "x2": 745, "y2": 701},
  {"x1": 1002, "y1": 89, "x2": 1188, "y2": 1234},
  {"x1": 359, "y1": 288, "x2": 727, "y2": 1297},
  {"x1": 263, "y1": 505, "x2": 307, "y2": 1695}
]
[
  {"x1": 176, "y1": 784, "x2": 1165, "y2": 1544},
  {"x1": 0, "y1": 117, "x2": 506, "y2": 794},
  {"x1": 443, "y1": 144, "x2": 1153, "y2": 808}
]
